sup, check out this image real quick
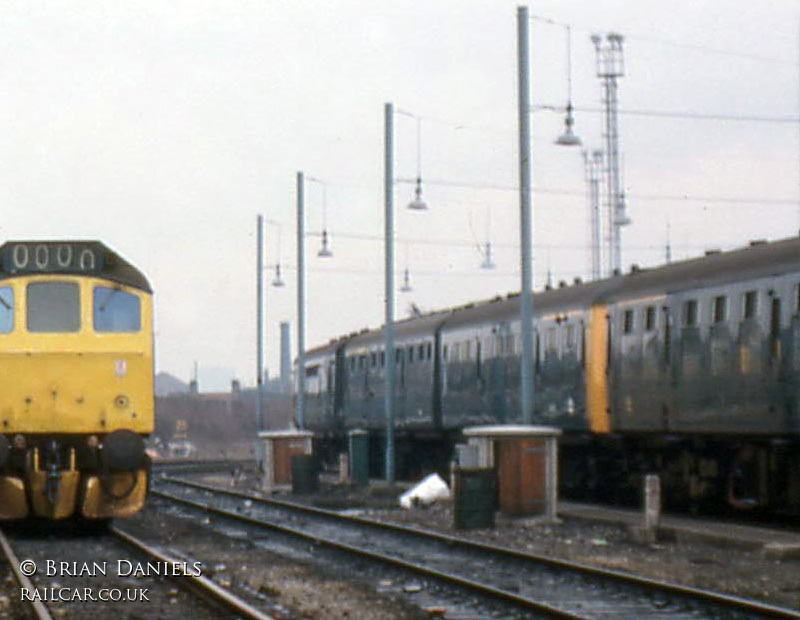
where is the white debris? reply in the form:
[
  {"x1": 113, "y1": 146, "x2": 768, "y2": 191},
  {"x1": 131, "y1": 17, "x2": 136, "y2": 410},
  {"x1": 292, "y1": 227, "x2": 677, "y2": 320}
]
[{"x1": 399, "y1": 473, "x2": 451, "y2": 509}]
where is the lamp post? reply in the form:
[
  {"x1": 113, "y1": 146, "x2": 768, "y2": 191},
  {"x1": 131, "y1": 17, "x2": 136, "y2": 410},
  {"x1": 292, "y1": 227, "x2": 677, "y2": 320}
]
[
  {"x1": 383, "y1": 103, "x2": 429, "y2": 484},
  {"x1": 518, "y1": 7, "x2": 583, "y2": 423},
  {"x1": 295, "y1": 173, "x2": 334, "y2": 430},
  {"x1": 518, "y1": 5, "x2": 535, "y2": 425},
  {"x1": 384, "y1": 102, "x2": 397, "y2": 484},
  {"x1": 256, "y1": 215, "x2": 264, "y2": 437},
  {"x1": 296, "y1": 171, "x2": 305, "y2": 429},
  {"x1": 255, "y1": 215, "x2": 285, "y2": 468}
]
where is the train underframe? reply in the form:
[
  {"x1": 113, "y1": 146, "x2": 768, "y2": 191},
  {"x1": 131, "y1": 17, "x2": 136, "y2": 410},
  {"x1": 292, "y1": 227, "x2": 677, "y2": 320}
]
[
  {"x1": 560, "y1": 433, "x2": 800, "y2": 515},
  {"x1": 313, "y1": 427, "x2": 800, "y2": 515},
  {"x1": 0, "y1": 431, "x2": 150, "y2": 521}
]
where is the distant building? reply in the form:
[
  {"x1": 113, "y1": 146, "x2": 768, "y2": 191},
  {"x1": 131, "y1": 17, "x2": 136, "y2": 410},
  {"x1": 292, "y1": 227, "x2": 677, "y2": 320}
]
[
  {"x1": 154, "y1": 378, "x2": 291, "y2": 454},
  {"x1": 154, "y1": 372, "x2": 190, "y2": 397}
]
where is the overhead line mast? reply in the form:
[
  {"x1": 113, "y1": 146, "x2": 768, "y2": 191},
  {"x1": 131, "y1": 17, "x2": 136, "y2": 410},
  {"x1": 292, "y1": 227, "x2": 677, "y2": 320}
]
[{"x1": 592, "y1": 33, "x2": 628, "y2": 276}]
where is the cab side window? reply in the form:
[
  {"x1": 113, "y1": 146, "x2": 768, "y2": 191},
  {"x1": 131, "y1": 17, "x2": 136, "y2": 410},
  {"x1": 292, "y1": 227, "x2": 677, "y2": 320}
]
[
  {"x1": 93, "y1": 287, "x2": 141, "y2": 332},
  {"x1": 0, "y1": 286, "x2": 12, "y2": 333}
]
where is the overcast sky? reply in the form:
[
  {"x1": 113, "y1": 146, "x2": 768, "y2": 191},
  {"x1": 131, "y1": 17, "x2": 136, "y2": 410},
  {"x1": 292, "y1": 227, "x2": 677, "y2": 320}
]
[{"x1": 2, "y1": 1, "x2": 799, "y2": 390}]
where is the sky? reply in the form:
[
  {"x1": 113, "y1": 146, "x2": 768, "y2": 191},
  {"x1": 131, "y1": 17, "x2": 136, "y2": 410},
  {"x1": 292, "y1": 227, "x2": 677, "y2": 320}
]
[{"x1": 1, "y1": 1, "x2": 798, "y2": 391}]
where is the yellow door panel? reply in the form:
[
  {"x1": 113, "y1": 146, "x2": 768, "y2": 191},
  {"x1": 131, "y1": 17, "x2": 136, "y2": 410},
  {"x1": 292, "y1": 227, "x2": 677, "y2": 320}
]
[{"x1": 585, "y1": 304, "x2": 611, "y2": 433}]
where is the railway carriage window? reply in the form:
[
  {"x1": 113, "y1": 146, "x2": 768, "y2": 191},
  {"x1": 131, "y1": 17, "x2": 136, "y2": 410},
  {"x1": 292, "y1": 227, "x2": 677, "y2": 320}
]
[
  {"x1": 27, "y1": 282, "x2": 80, "y2": 332},
  {"x1": 565, "y1": 324, "x2": 576, "y2": 350},
  {"x1": 505, "y1": 333, "x2": 514, "y2": 356},
  {"x1": 452, "y1": 343, "x2": 460, "y2": 362},
  {"x1": 0, "y1": 287, "x2": 12, "y2": 333},
  {"x1": 622, "y1": 310, "x2": 634, "y2": 334},
  {"x1": 407, "y1": 345, "x2": 414, "y2": 363},
  {"x1": 427, "y1": 342, "x2": 432, "y2": 360},
  {"x1": 93, "y1": 287, "x2": 141, "y2": 332},
  {"x1": 796, "y1": 283, "x2": 800, "y2": 313},
  {"x1": 443, "y1": 344, "x2": 448, "y2": 361},
  {"x1": 350, "y1": 357, "x2": 356, "y2": 372},
  {"x1": 465, "y1": 340, "x2": 472, "y2": 361},
  {"x1": 769, "y1": 298, "x2": 781, "y2": 362},
  {"x1": 418, "y1": 344, "x2": 425, "y2": 360},
  {"x1": 712, "y1": 295, "x2": 727, "y2": 324},
  {"x1": 580, "y1": 325, "x2": 587, "y2": 366},
  {"x1": 683, "y1": 300, "x2": 698, "y2": 327},
  {"x1": 546, "y1": 327, "x2": 557, "y2": 352},
  {"x1": 743, "y1": 291, "x2": 758, "y2": 320},
  {"x1": 645, "y1": 306, "x2": 656, "y2": 331},
  {"x1": 380, "y1": 351, "x2": 385, "y2": 367},
  {"x1": 370, "y1": 352, "x2": 376, "y2": 367},
  {"x1": 358, "y1": 355, "x2": 365, "y2": 370}
]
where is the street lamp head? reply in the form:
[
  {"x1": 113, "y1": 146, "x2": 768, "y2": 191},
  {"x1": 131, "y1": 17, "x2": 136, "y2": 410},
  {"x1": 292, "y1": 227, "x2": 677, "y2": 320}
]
[
  {"x1": 318, "y1": 229, "x2": 333, "y2": 258},
  {"x1": 400, "y1": 268, "x2": 413, "y2": 292},
  {"x1": 272, "y1": 264, "x2": 285, "y2": 288},
  {"x1": 614, "y1": 213, "x2": 632, "y2": 227},
  {"x1": 555, "y1": 102, "x2": 581, "y2": 147},
  {"x1": 480, "y1": 241, "x2": 495, "y2": 270},
  {"x1": 407, "y1": 177, "x2": 428, "y2": 211}
]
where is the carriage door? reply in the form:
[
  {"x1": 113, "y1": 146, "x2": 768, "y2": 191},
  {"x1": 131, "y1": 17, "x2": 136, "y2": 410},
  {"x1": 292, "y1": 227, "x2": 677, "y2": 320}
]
[
  {"x1": 769, "y1": 297, "x2": 784, "y2": 425},
  {"x1": 770, "y1": 297, "x2": 781, "y2": 366},
  {"x1": 326, "y1": 362, "x2": 335, "y2": 420},
  {"x1": 334, "y1": 347, "x2": 346, "y2": 424}
]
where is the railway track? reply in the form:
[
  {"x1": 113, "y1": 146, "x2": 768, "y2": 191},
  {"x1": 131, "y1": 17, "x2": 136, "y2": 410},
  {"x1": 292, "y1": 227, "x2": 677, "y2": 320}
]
[
  {"x1": 152, "y1": 458, "x2": 254, "y2": 476},
  {"x1": 155, "y1": 475, "x2": 800, "y2": 620},
  {"x1": 0, "y1": 522, "x2": 275, "y2": 620},
  {"x1": 0, "y1": 528, "x2": 53, "y2": 620}
]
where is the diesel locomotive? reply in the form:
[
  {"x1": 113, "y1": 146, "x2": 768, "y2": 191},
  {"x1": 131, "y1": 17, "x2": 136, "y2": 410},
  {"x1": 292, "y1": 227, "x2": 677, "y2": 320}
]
[
  {"x1": 0, "y1": 241, "x2": 153, "y2": 521},
  {"x1": 300, "y1": 235, "x2": 800, "y2": 512}
]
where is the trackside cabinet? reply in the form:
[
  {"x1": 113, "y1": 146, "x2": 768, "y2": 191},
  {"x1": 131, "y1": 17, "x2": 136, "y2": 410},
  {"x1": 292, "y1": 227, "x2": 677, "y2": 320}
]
[
  {"x1": 348, "y1": 429, "x2": 369, "y2": 487},
  {"x1": 258, "y1": 429, "x2": 314, "y2": 491},
  {"x1": 463, "y1": 425, "x2": 561, "y2": 521}
]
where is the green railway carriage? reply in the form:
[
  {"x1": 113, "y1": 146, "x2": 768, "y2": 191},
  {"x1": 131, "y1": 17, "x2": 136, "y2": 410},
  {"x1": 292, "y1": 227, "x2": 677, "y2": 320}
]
[{"x1": 300, "y1": 236, "x2": 800, "y2": 512}]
